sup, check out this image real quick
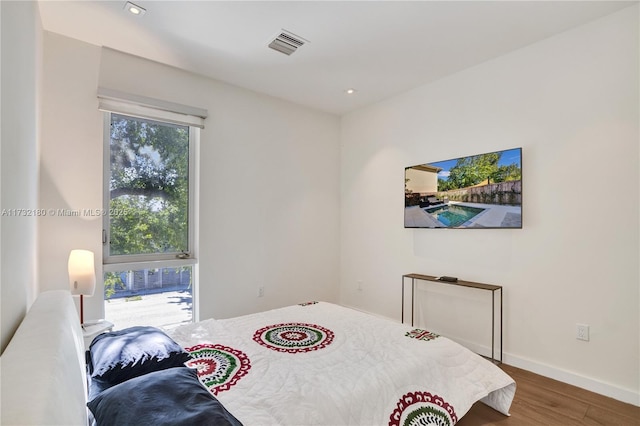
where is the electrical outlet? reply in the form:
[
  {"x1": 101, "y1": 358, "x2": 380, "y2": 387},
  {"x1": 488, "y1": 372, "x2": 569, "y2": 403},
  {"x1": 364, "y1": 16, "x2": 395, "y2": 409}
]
[
  {"x1": 357, "y1": 280, "x2": 363, "y2": 291},
  {"x1": 576, "y1": 324, "x2": 589, "y2": 341},
  {"x1": 258, "y1": 286, "x2": 264, "y2": 297}
]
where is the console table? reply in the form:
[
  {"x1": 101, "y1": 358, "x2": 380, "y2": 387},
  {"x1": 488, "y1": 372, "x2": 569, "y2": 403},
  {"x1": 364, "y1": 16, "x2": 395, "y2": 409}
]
[{"x1": 401, "y1": 273, "x2": 503, "y2": 363}]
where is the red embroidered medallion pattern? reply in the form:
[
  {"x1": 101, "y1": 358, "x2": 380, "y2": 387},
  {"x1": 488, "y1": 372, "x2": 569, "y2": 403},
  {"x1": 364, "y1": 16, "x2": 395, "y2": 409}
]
[
  {"x1": 389, "y1": 391, "x2": 458, "y2": 426},
  {"x1": 253, "y1": 323, "x2": 334, "y2": 353},
  {"x1": 185, "y1": 343, "x2": 251, "y2": 395}
]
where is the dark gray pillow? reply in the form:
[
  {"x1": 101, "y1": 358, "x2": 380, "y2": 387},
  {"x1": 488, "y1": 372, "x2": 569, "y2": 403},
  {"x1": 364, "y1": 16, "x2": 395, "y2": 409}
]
[
  {"x1": 87, "y1": 367, "x2": 243, "y2": 426},
  {"x1": 88, "y1": 326, "x2": 191, "y2": 386}
]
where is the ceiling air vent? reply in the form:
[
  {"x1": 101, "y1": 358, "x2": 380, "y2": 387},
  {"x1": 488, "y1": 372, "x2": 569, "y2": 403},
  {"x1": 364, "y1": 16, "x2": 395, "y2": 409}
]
[{"x1": 268, "y1": 30, "x2": 307, "y2": 56}]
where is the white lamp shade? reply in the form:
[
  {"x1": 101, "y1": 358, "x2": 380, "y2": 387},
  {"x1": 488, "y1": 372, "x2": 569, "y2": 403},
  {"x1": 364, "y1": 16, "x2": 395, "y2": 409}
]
[{"x1": 68, "y1": 249, "x2": 96, "y2": 296}]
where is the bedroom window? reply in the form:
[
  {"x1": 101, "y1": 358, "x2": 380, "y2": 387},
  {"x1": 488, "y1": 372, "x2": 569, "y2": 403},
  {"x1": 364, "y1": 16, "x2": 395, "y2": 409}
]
[
  {"x1": 102, "y1": 112, "x2": 197, "y2": 329},
  {"x1": 99, "y1": 89, "x2": 206, "y2": 330},
  {"x1": 103, "y1": 113, "x2": 194, "y2": 263}
]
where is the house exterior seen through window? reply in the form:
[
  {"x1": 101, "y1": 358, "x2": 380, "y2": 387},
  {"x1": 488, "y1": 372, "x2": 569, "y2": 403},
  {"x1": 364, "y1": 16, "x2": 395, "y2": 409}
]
[{"x1": 104, "y1": 266, "x2": 192, "y2": 330}]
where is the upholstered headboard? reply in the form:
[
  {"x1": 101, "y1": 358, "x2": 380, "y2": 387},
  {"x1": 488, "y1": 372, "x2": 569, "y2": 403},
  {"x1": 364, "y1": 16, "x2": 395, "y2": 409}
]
[{"x1": 1, "y1": 290, "x2": 88, "y2": 425}]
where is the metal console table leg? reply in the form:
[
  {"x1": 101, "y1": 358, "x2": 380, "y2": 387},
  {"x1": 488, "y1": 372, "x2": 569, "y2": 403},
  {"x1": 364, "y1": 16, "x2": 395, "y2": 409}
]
[{"x1": 401, "y1": 273, "x2": 503, "y2": 363}]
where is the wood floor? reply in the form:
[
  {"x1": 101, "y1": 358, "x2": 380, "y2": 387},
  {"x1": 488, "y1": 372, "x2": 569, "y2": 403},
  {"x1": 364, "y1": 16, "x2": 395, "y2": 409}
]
[{"x1": 457, "y1": 364, "x2": 640, "y2": 426}]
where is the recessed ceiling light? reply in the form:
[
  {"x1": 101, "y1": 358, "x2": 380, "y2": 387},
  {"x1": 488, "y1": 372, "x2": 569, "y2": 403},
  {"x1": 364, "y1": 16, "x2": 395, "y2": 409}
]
[
  {"x1": 345, "y1": 88, "x2": 357, "y2": 95},
  {"x1": 124, "y1": 1, "x2": 146, "y2": 16}
]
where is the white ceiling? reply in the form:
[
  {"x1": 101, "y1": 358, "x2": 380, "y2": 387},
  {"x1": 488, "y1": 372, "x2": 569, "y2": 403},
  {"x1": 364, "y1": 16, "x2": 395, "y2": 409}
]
[{"x1": 38, "y1": 1, "x2": 635, "y2": 115}]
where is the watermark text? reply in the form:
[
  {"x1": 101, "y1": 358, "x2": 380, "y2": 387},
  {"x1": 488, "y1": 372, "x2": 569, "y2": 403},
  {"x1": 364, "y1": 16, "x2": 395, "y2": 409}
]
[{"x1": 1, "y1": 208, "x2": 130, "y2": 217}]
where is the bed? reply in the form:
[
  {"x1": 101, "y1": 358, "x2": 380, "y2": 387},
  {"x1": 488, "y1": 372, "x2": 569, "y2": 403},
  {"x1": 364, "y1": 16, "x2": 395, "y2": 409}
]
[
  {"x1": 1, "y1": 290, "x2": 88, "y2": 425},
  {"x1": 1, "y1": 291, "x2": 515, "y2": 425}
]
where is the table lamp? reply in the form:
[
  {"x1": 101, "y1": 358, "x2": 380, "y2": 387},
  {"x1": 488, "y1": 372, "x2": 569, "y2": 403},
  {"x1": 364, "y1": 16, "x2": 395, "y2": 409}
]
[{"x1": 68, "y1": 249, "x2": 96, "y2": 324}]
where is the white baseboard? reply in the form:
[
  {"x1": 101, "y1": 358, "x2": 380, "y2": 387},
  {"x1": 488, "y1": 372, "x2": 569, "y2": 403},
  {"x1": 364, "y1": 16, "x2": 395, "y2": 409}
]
[
  {"x1": 342, "y1": 303, "x2": 640, "y2": 407},
  {"x1": 451, "y1": 337, "x2": 640, "y2": 407},
  {"x1": 502, "y1": 353, "x2": 639, "y2": 407}
]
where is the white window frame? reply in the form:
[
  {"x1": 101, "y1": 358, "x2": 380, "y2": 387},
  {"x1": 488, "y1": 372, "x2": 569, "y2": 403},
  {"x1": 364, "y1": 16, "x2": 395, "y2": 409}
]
[
  {"x1": 98, "y1": 90, "x2": 205, "y2": 325},
  {"x1": 102, "y1": 112, "x2": 198, "y2": 267}
]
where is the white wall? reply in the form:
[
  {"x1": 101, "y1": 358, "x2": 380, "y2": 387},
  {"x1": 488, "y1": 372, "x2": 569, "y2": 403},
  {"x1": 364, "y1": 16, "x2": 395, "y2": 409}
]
[
  {"x1": 0, "y1": 0, "x2": 42, "y2": 353},
  {"x1": 340, "y1": 6, "x2": 639, "y2": 405},
  {"x1": 39, "y1": 33, "x2": 341, "y2": 322},
  {"x1": 38, "y1": 32, "x2": 104, "y2": 320}
]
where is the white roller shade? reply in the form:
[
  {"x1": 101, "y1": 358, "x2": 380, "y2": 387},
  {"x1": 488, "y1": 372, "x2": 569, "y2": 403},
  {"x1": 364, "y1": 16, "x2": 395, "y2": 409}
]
[{"x1": 97, "y1": 88, "x2": 207, "y2": 128}]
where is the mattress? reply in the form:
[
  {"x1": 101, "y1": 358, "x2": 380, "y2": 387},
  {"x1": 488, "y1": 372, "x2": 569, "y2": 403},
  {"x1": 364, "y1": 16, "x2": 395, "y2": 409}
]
[{"x1": 168, "y1": 301, "x2": 515, "y2": 425}]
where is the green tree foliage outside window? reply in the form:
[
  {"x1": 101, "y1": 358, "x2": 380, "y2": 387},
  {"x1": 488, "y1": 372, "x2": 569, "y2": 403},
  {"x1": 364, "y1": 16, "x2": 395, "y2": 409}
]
[
  {"x1": 109, "y1": 114, "x2": 189, "y2": 256},
  {"x1": 437, "y1": 153, "x2": 521, "y2": 192},
  {"x1": 104, "y1": 272, "x2": 126, "y2": 300}
]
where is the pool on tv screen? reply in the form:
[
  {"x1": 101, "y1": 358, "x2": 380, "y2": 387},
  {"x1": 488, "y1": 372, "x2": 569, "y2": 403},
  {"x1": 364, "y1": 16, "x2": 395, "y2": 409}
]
[{"x1": 404, "y1": 147, "x2": 522, "y2": 229}]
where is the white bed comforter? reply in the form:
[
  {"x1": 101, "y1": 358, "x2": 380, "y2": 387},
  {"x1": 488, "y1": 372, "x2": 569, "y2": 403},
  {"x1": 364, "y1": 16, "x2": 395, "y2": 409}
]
[{"x1": 169, "y1": 302, "x2": 515, "y2": 426}]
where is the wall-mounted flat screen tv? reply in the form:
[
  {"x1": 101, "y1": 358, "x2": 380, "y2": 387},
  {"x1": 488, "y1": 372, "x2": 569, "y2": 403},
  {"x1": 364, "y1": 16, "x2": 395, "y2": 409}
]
[{"x1": 404, "y1": 147, "x2": 522, "y2": 229}]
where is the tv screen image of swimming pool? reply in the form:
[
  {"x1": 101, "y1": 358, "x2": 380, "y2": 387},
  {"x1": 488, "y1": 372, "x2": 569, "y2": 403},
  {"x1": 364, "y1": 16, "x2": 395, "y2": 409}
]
[{"x1": 425, "y1": 205, "x2": 485, "y2": 227}]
